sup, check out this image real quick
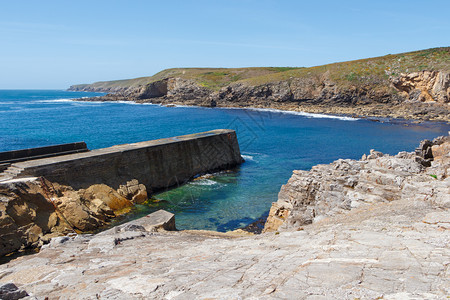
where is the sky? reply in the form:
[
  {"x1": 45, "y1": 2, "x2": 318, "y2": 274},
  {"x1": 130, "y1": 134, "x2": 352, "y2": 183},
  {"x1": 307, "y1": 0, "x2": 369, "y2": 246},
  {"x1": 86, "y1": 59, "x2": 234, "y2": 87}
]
[{"x1": 0, "y1": 0, "x2": 449, "y2": 89}]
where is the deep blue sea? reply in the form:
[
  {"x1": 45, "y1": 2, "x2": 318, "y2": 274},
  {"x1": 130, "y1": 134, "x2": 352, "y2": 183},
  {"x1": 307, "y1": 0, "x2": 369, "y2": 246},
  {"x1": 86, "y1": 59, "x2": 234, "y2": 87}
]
[{"x1": 1, "y1": 90, "x2": 449, "y2": 231}]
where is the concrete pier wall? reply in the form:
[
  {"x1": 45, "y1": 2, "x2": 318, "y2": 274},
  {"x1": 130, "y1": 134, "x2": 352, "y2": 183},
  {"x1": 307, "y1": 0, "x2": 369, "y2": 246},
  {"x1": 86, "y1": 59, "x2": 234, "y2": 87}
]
[
  {"x1": 0, "y1": 142, "x2": 88, "y2": 164},
  {"x1": 13, "y1": 129, "x2": 242, "y2": 190}
]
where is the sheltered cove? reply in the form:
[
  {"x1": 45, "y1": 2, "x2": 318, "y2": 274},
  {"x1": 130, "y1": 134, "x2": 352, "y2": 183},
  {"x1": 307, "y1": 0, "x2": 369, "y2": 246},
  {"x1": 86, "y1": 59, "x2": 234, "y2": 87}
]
[
  {"x1": 0, "y1": 130, "x2": 242, "y2": 257},
  {"x1": 0, "y1": 134, "x2": 448, "y2": 299},
  {"x1": 1, "y1": 46, "x2": 449, "y2": 298}
]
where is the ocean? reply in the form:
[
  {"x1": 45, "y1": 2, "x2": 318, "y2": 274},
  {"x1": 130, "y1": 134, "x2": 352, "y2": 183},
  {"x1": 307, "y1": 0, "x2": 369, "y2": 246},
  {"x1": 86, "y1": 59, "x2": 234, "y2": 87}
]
[{"x1": 1, "y1": 90, "x2": 449, "y2": 231}]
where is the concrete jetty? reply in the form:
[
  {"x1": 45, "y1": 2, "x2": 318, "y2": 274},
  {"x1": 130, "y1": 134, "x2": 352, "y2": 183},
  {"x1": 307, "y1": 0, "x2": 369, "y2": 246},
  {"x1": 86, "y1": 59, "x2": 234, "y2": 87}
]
[{"x1": 0, "y1": 129, "x2": 242, "y2": 190}]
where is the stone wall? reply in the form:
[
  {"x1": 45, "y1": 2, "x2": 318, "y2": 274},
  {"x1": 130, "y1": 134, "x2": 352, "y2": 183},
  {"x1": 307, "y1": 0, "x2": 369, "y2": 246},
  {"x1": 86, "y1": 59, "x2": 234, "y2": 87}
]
[
  {"x1": 11, "y1": 129, "x2": 242, "y2": 191},
  {"x1": 0, "y1": 142, "x2": 88, "y2": 164}
]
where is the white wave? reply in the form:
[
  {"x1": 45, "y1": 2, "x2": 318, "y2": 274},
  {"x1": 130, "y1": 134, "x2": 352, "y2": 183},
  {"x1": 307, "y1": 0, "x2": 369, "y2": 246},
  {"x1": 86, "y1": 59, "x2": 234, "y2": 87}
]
[
  {"x1": 241, "y1": 154, "x2": 255, "y2": 162},
  {"x1": 28, "y1": 98, "x2": 356, "y2": 121},
  {"x1": 63, "y1": 99, "x2": 161, "y2": 106},
  {"x1": 219, "y1": 106, "x2": 359, "y2": 121},
  {"x1": 73, "y1": 100, "x2": 106, "y2": 104},
  {"x1": 35, "y1": 98, "x2": 73, "y2": 103},
  {"x1": 156, "y1": 104, "x2": 196, "y2": 108},
  {"x1": 193, "y1": 173, "x2": 213, "y2": 179},
  {"x1": 287, "y1": 110, "x2": 358, "y2": 121},
  {"x1": 113, "y1": 100, "x2": 141, "y2": 105},
  {"x1": 190, "y1": 178, "x2": 218, "y2": 186},
  {"x1": 35, "y1": 99, "x2": 107, "y2": 106},
  {"x1": 99, "y1": 100, "x2": 160, "y2": 106}
]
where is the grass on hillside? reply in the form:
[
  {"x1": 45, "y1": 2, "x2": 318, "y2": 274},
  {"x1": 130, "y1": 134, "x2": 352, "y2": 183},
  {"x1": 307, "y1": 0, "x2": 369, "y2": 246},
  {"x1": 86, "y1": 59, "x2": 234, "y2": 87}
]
[
  {"x1": 242, "y1": 47, "x2": 450, "y2": 87},
  {"x1": 71, "y1": 47, "x2": 449, "y2": 91}
]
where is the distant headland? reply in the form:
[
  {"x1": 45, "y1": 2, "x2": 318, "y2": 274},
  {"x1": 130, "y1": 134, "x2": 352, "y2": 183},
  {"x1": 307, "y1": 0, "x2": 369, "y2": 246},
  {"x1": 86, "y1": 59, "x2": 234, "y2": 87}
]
[{"x1": 69, "y1": 47, "x2": 450, "y2": 122}]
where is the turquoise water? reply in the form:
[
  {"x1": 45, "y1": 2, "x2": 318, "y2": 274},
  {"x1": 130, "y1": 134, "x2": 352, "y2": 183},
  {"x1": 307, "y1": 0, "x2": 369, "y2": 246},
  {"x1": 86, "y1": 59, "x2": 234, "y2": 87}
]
[{"x1": 1, "y1": 90, "x2": 449, "y2": 231}]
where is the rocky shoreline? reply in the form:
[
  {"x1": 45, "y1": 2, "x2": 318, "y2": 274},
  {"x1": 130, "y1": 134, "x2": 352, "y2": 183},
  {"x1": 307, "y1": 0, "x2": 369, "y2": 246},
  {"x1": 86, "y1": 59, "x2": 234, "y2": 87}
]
[
  {"x1": 80, "y1": 94, "x2": 450, "y2": 123},
  {"x1": 0, "y1": 134, "x2": 448, "y2": 299},
  {"x1": 263, "y1": 134, "x2": 449, "y2": 232},
  {"x1": 70, "y1": 68, "x2": 450, "y2": 122}
]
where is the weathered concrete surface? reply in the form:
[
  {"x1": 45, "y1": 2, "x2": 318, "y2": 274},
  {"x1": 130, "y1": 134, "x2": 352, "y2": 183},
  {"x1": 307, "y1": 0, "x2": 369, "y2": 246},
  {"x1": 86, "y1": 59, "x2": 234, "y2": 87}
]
[
  {"x1": 4, "y1": 129, "x2": 242, "y2": 190},
  {"x1": 0, "y1": 196, "x2": 448, "y2": 299},
  {"x1": 0, "y1": 142, "x2": 88, "y2": 165}
]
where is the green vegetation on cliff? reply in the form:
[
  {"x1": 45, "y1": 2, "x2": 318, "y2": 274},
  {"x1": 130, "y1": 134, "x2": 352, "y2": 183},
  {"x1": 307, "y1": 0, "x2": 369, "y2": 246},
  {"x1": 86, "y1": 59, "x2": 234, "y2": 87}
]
[
  {"x1": 70, "y1": 67, "x2": 303, "y2": 91},
  {"x1": 70, "y1": 47, "x2": 449, "y2": 92},
  {"x1": 243, "y1": 47, "x2": 450, "y2": 87}
]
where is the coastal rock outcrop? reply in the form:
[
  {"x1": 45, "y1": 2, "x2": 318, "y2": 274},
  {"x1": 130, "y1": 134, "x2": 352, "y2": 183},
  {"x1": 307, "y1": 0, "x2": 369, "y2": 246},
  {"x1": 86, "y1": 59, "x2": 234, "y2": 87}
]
[
  {"x1": 69, "y1": 47, "x2": 450, "y2": 121},
  {"x1": 138, "y1": 79, "x2": 168, "y2": 98},
  {"x1": 264, "y1": 134, "x2": 450, "y2": 232},
  {"x1": 166, "y1": 78, "x2": 211, "y2": 100},
  {"x1": 1, "y1": 184, "x2": 448, "y2": 298},
  {"x1": 117, "y1": 179, "x2": 148, "y2": 204},
  {"x1": 0, "y1": 178, "x2": 148, "y2": 256},
  {"x1": 392, "y1": 71, "x2": 449, "y2": 103},
  {"x1": 77, "y1": 70, "x2": 450, "y2": 121}
]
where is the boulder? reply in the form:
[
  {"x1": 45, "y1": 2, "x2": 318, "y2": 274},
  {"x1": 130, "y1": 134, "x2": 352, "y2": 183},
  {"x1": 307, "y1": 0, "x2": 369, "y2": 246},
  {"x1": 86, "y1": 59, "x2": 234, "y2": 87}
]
[
  {"x1": 117, "y1": 209, "x2": 176, "y2": 232},
  {"x1": 82, "y1": 184, "x2": 133, "y2": 211},
  {"x1": 0, "y1": 283, "x2": 28, "y2": 300},
  {"x1": 0, "y1": 179, "x2": 146, "y2": 256},
  {"x1": 117, "y1": 179, "x2": 148, "y2": 204}
]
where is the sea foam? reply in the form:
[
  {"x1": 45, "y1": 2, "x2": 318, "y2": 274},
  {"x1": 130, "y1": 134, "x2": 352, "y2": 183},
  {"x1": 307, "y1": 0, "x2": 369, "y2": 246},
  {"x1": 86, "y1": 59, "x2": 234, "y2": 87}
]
[{"x1": 221, "y1": 107, "x2": 359, "y2": 121}]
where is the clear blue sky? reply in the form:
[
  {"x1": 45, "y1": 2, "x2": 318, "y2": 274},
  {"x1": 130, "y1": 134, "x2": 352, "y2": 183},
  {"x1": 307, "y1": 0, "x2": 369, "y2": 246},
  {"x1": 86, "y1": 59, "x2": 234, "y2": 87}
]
[{"x1": 1, "y1": 0, "x2": 449, "y2": 89}]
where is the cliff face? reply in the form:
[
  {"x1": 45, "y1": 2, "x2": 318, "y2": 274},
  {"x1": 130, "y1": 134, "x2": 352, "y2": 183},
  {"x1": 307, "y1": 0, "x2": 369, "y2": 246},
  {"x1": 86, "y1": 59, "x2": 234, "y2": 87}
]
[
  {"x1": 70, "y1": 71, "x2": 450, "y2": 106},
  {"x1": 264, "y1": 135, "x2": 450, "y2": 232},
  {"x1": 69, "y1": 48, "x2": 450, "y2": 121},
  {"x1": 214, "y1": 72, "x2": 396, "y2": 105},
  {"x1": 392, "y1": 70, "x2": 449, "y2": 103}
]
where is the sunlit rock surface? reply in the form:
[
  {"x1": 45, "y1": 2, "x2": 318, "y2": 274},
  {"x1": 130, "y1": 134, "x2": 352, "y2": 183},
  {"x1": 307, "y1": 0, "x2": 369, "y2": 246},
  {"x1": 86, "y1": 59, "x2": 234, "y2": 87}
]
[{"x1": 0, "y1": 136, "x2": 448, "y2": 299}]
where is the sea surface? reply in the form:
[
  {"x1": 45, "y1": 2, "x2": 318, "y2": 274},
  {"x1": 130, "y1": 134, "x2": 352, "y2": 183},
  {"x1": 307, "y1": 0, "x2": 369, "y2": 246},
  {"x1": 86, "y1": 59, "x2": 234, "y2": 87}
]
[{"x1": 1, "y1": 90, "x2": 449, "y2": 231}]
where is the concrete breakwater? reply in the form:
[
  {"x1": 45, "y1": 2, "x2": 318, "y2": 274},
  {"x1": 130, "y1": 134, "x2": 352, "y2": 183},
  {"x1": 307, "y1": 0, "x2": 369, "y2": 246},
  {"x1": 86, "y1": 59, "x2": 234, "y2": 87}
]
[
  {"x1": 0, "y1": 129, "x2": 242, "y2": 257},
  {"x1": 1, "y1": 129, "x2": 242, "y2": 190}
]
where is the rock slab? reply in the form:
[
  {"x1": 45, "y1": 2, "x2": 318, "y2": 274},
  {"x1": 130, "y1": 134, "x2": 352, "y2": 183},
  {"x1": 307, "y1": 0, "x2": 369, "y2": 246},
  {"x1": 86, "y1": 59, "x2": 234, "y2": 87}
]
[{"x1": 0, "y1": 137, "x2": 448, "y2": 299}]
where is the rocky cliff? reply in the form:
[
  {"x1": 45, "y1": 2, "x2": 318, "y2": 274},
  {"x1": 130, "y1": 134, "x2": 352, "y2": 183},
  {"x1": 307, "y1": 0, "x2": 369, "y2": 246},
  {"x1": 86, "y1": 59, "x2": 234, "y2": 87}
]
[
  {"x1": 0, "y1": 177, "x2": 147, "y2": 257},
  {"x1": 70, "y1": 47, "x2": 450, "y2": 121},
  {"x1": 264, "y1": 135, "x2": 450, "y2": 232}
]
